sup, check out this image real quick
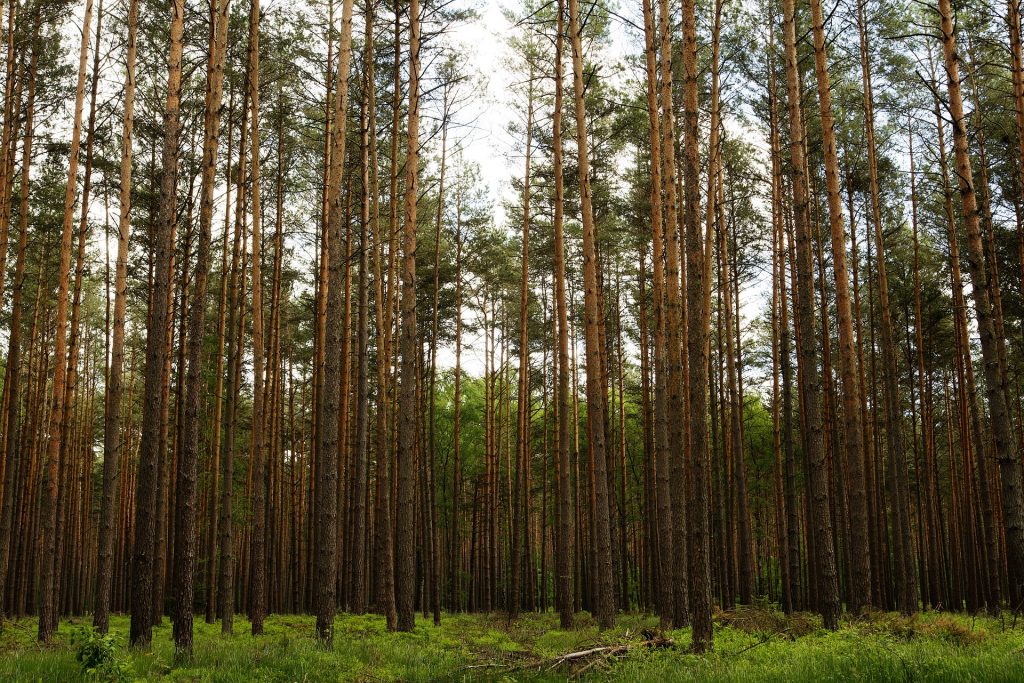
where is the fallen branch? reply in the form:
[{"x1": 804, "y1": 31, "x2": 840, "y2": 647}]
[
  {"x1": 546, "y1": 644, "x2": 630, "y2": 669},
  {"x1": 468, "y1": 633, "x2": 675, "y2": 677},
  {"x1": 541, "y1": 635, "x2": 674, "y2": 675}
]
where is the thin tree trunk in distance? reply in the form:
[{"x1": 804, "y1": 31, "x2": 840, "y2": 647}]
[
  {"x1": 511, "y1": 73, "x2": 533, "y2": 620},
  {"x1": 854, "y1": 0, "x2": 916, "y2": 614}
]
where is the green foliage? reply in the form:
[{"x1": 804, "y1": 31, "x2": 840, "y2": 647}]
[
  {"x1": 72, "y1": 627, "x2": 134, "y2": 682},
  {"x1": 0, "y1": 610, "x2": 1020, "y2": 682}
]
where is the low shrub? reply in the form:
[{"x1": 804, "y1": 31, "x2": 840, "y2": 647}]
[{"x1": 72, "y1": 627, "x2": 133, "y2": 682}]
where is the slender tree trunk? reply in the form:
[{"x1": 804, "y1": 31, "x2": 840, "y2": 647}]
[
  {"x1": 246, "y1": 0, "x2": 268, "y2": 635},
  {"x1": 219, "y1": 87, "x2": 250, "y2": 634},
  {"x1": 205, "y1": 0, "x2": 234, "y2": 630},
  {"x1": 718, "y1": 159, "x2": 754, "y2": 604},
  {"x1": 781, "y1": 0, "x2": 840, "y2": 629},
  {"x1": 449, "y1": 202, "x2": 464, "y2": 613},
  {"x1": 371, "y1": 70, "x2": 398, "y2": 635},
  {"x1": 55, "y1": 0, "x2": 104, "y2": 627},
  {"x1": 854, "y1": 1, "x2": 916, "y2": 614},
  {"x1": 639, "y1": 0, "x2": 673, "y2": 628},
  {"x1": 551, "y1": 0, "x2": 574, "y2": 629},
  {"x1": 350, "y1": 0, "x2": 375, "y2": 616},
  {"x1": 39, "y1": 0, "x2": 94, "y2": 643},
  {"x1": 511, "y1": 75, "x2": 533, "y2": 620},
  {"x1": 567, "y1": 0, "x2": 614, "y2": 629},
  {"x1": 0, "y1": 42, "x2": 35, "y2": 622},
  {"x1": 423, "y1": 77, "x2": 450, "y2": 628},
  {"x1": 911, "y1": 130, "x2": 946, "y2": 609},
  {"x1": 807, "y1": 0, "x2": 872, "y2": 615},
  {"x1": 56, "y1": 44, "x2": 94, "y2": 612},
  {"x1": 372, "y1": 1, "x2": 401, "y2": 629},
  {"x1": 655, "y1": 0, "x2": 688, "y2": 629},
  {"x1": 395, "y1": 0, "x2": 422, "y2": 633},
  {"x1": 765, "y1": 18, "x2": 795, "y2": 614},
  {"x1": 314, "y1": 0, "x2": 355, "y2": 645},
  {"x1": 966, "y1": 55, "x2": 1009, "y2": 612},
  {"x1": 173, "y1": 0, "x2": 231, "y2": 652},
  {"x1": 681, "y1": 0, "x2": 712, "y2": 649}
]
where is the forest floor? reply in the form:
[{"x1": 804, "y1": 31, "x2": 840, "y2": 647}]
[{"x1": 0, "y1": 606, "x2": 1021, "y2": 681}]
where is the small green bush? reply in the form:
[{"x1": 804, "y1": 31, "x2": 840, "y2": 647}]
[{"x1": 72, "y1": 627, "x2": 133, "y2": 682}]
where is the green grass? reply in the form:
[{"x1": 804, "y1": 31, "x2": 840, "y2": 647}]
[{"x1": 0, "y1": 608, "x2": 1021, "y2": 681}]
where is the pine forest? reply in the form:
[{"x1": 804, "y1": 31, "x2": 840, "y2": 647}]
[{"x1": 0, "y1": 0, "x2": 1022, "y2": 678}]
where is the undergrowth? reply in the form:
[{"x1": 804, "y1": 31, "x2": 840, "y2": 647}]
[{"x1": 0, "y1": 607, "x2": 1019, "y2": 681}]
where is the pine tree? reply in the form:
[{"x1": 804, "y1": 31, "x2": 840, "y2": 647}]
[
  {"x1": 130, "y1": 0, "x2": 182, "y2": 647},
  {"x1": 567, "y1": 0, "x2": 614, "y2": 629},
  {"x1": 396, "y1": 0, "x2": 422, "y2": 631},
  {"x1": 40, "y1": 0, "x2": 95, "y2": 643}
]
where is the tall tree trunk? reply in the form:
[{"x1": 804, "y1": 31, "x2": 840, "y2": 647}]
[
  {"x1": 129, "y1": 0, "x2": 181, "y2": 647},
  {"x1": 350, "y1": 0, "x2": 375, "y2": 616},
  {"x1": 39, "y1": 0, "x2": 94, "y2": 643},
  {"x1": 315, "y1": 0, "x2": 355, "y2": 645},
  {"x1": 765, "y1": 17, "x2": 795, "y2": 614},
  {"x1": 246, "y1": 0, "x2": 268, "y2": 636},
  {"x1": 205, "y1": 0, "x2": 234, "y2": 629},
  {"x1": 423, "y1": 75, "x2": 450, "y2": 628},
  {"x1": 449, "y1": 201, "x2": 464, "y2": 613},
  {"x1": 718, "y1": 158, "x2": 754, "y2": 604},
  {"x1": 938, "y1": 0, "x2": 1024, "y2": 607},
  {"x1": 681, "y1": 0, "x2": 712, "y2": 650},
  {"x1": 965, "y1": 56, "x2": 1005, "y2": 612},
  {"x1": 219, "y1": 88, "x2": 249, "y2": 634},
  {"x1": 552, "y1": 0, "x2": 574, "y2": 629},
  {"x1": 396, "y1": 0, "x2": 423, "y2": 634},
  {"x1": 781, "y1": 0, "x2": 840, "y2": 629},
  {"x1": 568, "y1": 0, "x2": 614, "y2": 629},
  {"x1": 639, "y1": 0, "x2": 673, "y2": 628},
  {"x1": 909, "y1": 130, "x2": 930, "y2": 602},
  {"x1": 511, "y1": 74, "x2": 533, "y2": 620},
  {"x1": 854, "y1": 0, "x2": 916, "y2": 614},
  {"x1": 807, "y1": 0, "x2": 872, "y2": 615},
  {"x1": 372, "y1": 0, "x2": 401, "y2": 629},
  {"x1": 0, "y1": 41, "x2": 35, "y2": 622},
  {"x1": 55, "y1": 0, "x2": 103, "y2": 627},
  {"x1": 656, "y1": 0, "x2": 688, "y2": 628},
  {"x1": 173, "y1": 0, "x2": 231, "y2": 652}
]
